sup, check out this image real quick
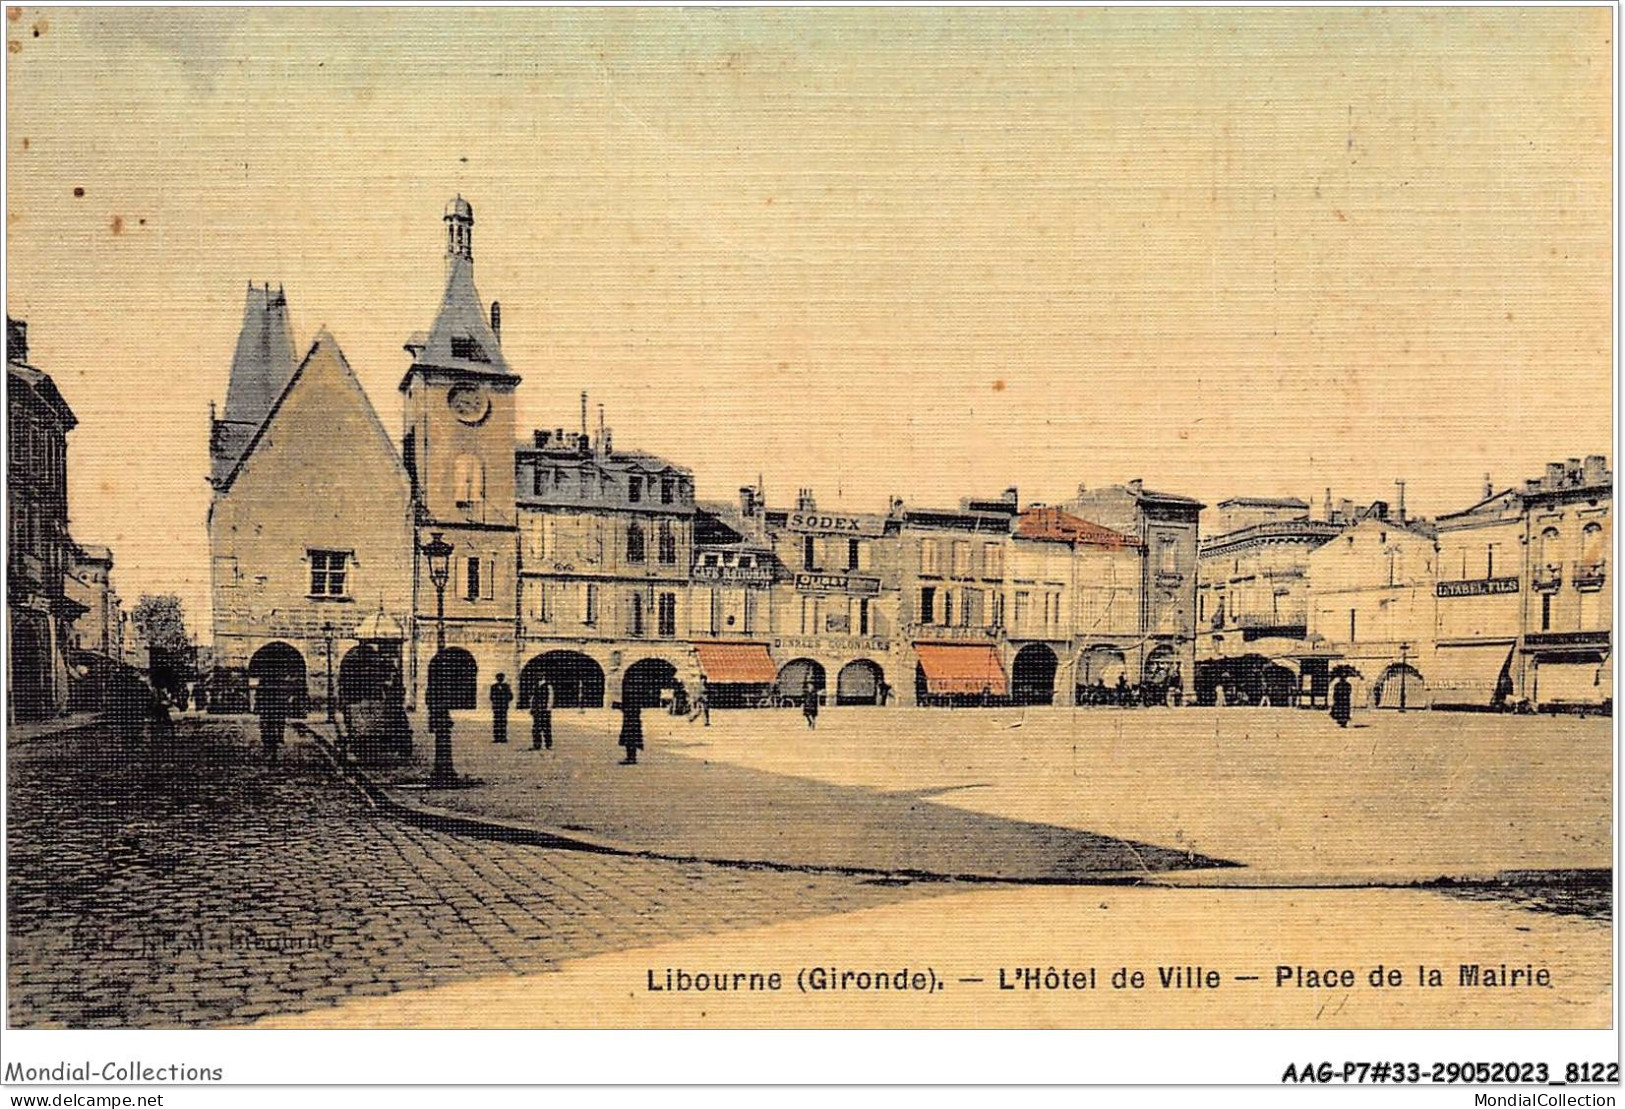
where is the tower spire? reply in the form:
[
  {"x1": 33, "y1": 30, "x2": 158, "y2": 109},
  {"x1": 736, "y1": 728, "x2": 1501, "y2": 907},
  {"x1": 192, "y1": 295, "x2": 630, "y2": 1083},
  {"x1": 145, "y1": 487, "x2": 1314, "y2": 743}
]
[{"x1": 445, "y1": 195, "x2": 474, "y2": 266}]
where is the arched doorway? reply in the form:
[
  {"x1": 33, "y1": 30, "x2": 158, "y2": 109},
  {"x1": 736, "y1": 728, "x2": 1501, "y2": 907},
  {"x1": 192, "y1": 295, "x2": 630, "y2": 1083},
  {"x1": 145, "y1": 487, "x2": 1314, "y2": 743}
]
[
  {"x1": 1373, "y1": 664, "x2": 1428, "y2": 710},
  {"x1": 1011, "y1": 644, "x2": 1058, "y2": 706},
  {"x1": 1080, "y1": 646, "x2": 1128, "y2": 687},
  {"x1": 427, "y1": 647, "x2": 477, "y2": 711},
  {"x1": 836, "y1": 659, "x2": 884, "y2": 705},
  {"x1": 1141, "y1": 644, "x2": 1184, "y2": 704},
  {"x1": 249, "y1": 642, "x2": 307, "y2": 715},
  {"x1": 777, "y1": 658, "x2": 826, "y2": 703},
  {"x1": 519, "y1": 650, "x2": 605, "y2": 709},
  {"x1": 9, "y1": 614, "x2": 53, "y2": 721},
  {"x1": 623, "y1": 658, "x2": 679, "y2": 710},
  {"x1": 338, "y1": 645, "x2": 393, "y2": 706}
]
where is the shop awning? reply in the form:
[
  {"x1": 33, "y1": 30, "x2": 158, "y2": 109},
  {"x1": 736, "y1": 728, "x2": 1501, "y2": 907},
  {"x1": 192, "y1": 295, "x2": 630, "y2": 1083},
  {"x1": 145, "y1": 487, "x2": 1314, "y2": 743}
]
[
  {"x1": 1429, "y1": 643, "x2": 1514, "y2": 707},
  {"x1": 1535, "y1": 658, "x2": 1609, "y2": 706},
  {"x1": 692, "y1": 641, "x2": 777, "y2": 684},
  {"x1": 914, "y1": 643, "x2": 1008, "y2": 696}
]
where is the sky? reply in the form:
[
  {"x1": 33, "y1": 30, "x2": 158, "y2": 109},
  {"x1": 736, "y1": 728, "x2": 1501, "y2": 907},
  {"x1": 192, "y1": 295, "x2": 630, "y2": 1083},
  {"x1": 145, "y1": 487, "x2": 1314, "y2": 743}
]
[{"x1": 5, "y1": 7, "x2": 1614, "y2": 638}]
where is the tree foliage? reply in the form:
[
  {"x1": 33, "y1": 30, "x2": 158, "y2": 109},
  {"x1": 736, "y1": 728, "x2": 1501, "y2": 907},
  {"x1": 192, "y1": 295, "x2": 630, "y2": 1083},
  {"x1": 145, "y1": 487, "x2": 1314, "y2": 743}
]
[{"x1": 131, "y1": 593, "x2": 191, "y2": 652}]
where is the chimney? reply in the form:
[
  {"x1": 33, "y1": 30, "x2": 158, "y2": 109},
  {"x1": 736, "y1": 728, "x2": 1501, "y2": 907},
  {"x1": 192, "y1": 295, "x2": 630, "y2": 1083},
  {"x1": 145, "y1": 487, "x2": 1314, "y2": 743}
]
[
  {"x1": 739, "y1": 486, "x2": 757, "y2": 518},
  {"x1": 1338, "y1": 497, "x2": 1354, "y2": 520},
  {"x1": 490, "y1": 301, "x2": 501, "y2": 345},
  {"x1": 1394, "y1": 479, "x2": 1407, "y2": 522},
  {"x1": 597, "y1": 404, "x2": 607, "y2": 455},
  {"x1": 1545, "y1": 462, "x2": 1565, "y2": 489},
  {"x1": 1323, "y1": 488, "x2": 1333, "y2": 521},
  {"x1": 1127, "y1": 478, "x2": 1144, "y2": 496},
  {"x1": 889, "y1": 495, "x2": 905, "y2": 517},
  {"x1": 580, "y1": 391, "x2": 588, "y2": 439},
  {"x1": 533, "y1": 429, "x2": 550, "y2": 449},
  {"x1": 1583, "y1": 455, "x2": 1609, "y2": 487},
  {"x1": 1483, "y1": 473, "x2": 1494, "y2": 501},
  {"x1": 797, "y1": 488, "x2": 816, "y2": 512},
  {"x1": 1002, "y1": 486, "x2": 1019, "y2": 508}
]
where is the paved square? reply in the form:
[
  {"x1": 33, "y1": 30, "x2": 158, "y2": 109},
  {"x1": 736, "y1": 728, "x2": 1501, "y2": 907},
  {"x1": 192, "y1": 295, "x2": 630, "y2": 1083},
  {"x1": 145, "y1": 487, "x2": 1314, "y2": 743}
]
[{"x1": 400, "y1": 704, "x2": 1610, "y2": 883}]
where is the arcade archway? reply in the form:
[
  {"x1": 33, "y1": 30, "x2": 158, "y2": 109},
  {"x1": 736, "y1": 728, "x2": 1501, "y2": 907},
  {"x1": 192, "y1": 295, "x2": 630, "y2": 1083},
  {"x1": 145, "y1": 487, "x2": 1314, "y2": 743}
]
[
  {"x1": 520, "y1": 650, "x2": 605, "y2": 709},
  {"x1": 1011, "y1": 644, "x2": 1058, "y2": 706},
  {"x1": 249, "y1": 642, "x2": 307, "y2": 715},
  {"x1": 622, "y1": 658, "x2": 679, "y2": 710},
  {"x1": 1373, "y1": 664, "x2": 1428, "y2": 710},
  {"x1": 835, "y1": 659, "x2": 884, "y2": 705},
  {"x1": 426, "y1": 648, "x2": 478, "y2": 711},
  {"x1": 777, "y1": 658, "x2": 826, "y2": 702}
]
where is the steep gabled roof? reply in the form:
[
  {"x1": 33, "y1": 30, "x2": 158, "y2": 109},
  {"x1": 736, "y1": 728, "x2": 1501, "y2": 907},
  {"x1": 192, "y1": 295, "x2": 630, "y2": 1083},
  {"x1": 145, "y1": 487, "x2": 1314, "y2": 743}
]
[
  {"x1": 404, "y1": 255, "x2": 513, "y2": 378},
  {"x1": 223, "y1": 283, "x2": 297, "y2": 425},
  {"x1": 215, "y1": 329, "x2": 408, "y2": 496}
]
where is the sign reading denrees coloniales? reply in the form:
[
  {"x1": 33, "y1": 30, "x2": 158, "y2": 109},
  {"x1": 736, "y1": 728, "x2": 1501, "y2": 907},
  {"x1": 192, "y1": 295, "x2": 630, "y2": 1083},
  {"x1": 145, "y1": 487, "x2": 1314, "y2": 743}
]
[{"x1": 1436, "y1": 577, "x2": 1521, "y2": 598}]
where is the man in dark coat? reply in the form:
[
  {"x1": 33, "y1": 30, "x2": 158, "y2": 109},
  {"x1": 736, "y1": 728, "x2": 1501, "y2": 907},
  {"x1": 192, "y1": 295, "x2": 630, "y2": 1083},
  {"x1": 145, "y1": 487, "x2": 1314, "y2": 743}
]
[
  {"x1": 490, "y1": 673, "x2": 513, "y2": 744},
  {"x1": 802, "y1": 684, "x2": 819, "y2": 729},
  {"x1": 257, "y1": 678, "x2": 288, "y2": 763},
  {"x1": 1330, "y1": 678, "x2": 1353, "y2": 728},
  {"x1": 530, "y1": 680, "x2": 553, "y2": 750},
  {"x1": 617, "y1": 701, "x2": 644, "y2": 764}
]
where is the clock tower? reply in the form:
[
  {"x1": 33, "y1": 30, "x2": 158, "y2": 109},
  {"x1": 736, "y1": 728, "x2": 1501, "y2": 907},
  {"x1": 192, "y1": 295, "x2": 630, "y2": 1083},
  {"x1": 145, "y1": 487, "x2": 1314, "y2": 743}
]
[{"x1": 400, "y1": 196, "x2": 520, "y2": 705}]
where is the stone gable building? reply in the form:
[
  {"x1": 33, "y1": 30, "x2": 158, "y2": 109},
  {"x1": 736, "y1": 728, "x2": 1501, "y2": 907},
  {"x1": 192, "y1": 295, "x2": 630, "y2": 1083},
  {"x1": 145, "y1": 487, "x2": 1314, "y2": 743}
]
[{"x1": 208, "y1": 329, "x2": 415, "y2": 712}]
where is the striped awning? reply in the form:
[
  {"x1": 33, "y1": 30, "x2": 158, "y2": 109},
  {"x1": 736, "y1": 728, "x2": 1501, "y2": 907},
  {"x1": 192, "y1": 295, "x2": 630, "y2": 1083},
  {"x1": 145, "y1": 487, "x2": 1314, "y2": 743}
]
[
  {"x1": 914, "y1": 643, "x2": 1007, "y2": 696},
  {"x1": 692, "y1": 641, "x2": 777, "y2": 684}
]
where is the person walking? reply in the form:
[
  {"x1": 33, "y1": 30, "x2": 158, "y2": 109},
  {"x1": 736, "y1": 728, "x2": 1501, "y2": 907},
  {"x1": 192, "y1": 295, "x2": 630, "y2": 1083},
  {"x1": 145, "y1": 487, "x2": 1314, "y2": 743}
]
[
  {"x1": 257, "y1": 678, "x2": 288, "y2": 764},
  {"x1": 617, "y1": 701, "x2": 644, "y2": 764},
  {"x1": 1330, "y1": 678, "x2": 1353, "y2": 728},
  {"x1": 802, "y1": 683, "x2": 820, "y2": 729},
  {"x1": 689, "y1": 686, "x2": 710, "y2": 727},
  {"x1": 489, "y1": 673, "x2": 513, "y2": 744},
  {"x1": 530, "y1": 680, "x2": 553, "y2": 750},
  {"x1": 878, "y1": 680, "x2": 892, "y2": 707}
]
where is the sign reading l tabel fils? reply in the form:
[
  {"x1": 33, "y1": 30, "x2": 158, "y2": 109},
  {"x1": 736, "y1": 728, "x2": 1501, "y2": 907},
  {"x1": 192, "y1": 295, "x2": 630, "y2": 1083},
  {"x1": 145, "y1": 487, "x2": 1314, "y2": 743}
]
[{"x1": 1436, "y1": 577, "x2": 1521, "y2": 598}]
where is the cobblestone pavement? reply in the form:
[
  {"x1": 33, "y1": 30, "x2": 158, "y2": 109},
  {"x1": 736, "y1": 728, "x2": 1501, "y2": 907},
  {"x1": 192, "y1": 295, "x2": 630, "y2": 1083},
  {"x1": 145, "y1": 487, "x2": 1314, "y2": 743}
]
[{"x1": 6, "y1": 716, "x2": 948, "y2": 1029}]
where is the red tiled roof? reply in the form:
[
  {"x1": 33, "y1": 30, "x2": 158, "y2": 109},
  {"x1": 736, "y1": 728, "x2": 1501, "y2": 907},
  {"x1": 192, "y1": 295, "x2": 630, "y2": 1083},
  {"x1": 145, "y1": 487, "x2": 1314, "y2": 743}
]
[{"x1": 1015, "y1": 506, "x2": 1140, "y2": 549}]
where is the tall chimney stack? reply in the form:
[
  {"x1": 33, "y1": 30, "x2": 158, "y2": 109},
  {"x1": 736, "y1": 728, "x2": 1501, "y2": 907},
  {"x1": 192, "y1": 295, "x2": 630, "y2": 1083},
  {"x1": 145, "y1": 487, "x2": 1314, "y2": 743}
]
[{"x1": 490, "y1": 301, "x2": 501, "y2": 345}]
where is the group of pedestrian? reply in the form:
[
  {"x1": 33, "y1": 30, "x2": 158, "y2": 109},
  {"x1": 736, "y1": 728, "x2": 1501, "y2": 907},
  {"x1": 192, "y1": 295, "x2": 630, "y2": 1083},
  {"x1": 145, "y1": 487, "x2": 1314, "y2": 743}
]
[{"x1": 487, "y1": 674, "x2": 554, "y2": 751}]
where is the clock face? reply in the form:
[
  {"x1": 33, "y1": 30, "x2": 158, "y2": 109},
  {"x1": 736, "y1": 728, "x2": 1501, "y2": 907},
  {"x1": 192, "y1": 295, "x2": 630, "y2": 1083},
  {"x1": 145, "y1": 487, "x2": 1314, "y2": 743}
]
[{"x1": 446, "y1": 384, "x2": 491, "y2": 425}]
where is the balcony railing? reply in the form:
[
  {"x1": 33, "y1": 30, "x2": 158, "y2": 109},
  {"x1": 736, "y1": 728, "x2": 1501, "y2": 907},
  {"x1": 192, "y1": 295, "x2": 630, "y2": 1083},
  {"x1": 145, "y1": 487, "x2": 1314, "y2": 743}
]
[
  {"x1": 1532, "y1": 566, "x2": 1563, "y2": 592},
  {"x1": 1574, "y1": 562, "x2": 1607, "y2": 591}
]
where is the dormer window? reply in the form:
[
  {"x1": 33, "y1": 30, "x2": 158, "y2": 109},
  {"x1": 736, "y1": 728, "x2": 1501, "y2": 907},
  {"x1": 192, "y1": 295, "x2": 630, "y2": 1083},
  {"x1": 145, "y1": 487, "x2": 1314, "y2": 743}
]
[
  {"x1": 450, "y1": 336, "x2": 488, "y2": 363},
  {"x1": 629, "y1": 476, "x2": 643, "y2": 503},
  {"x1": 661, "y1": 477, "x2": 675, "y2": 505}
]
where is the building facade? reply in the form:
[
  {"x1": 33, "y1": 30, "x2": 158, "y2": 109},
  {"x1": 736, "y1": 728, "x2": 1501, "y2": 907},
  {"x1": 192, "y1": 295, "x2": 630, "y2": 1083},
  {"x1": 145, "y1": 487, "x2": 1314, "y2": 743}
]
[
  {"x1": 208, "y1": 328, "x2": 416, "y2": 713},
  {"x1": 1305, "y1": 513, "x2": 1438, "y2": 709},
  {"x1": 1195, "y1": 497, "x2": 1342, "y2": 706},
  {"x1": 1516, "y1": 457, "x2": 1612, "y2": 711},
  {"x1": 1064, "y1": 479, "x2": 1202, "y2": 690},
  {"x1": 65, "y1": 544, "x2": 127, "y2": 662},
  {"x1": 513, "y1": 423, "x2": 698, "y2": 711},
  {"x1": 7, "y1": 317, "x2": 86, "y2": 722}
]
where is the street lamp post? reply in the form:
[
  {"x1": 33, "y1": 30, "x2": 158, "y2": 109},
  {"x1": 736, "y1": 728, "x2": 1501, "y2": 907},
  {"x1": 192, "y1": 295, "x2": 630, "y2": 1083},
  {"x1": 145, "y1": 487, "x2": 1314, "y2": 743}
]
[
  {"x1": 422, "y1": 531, "x2": 456, "y2": 788},
  {"x1": 1398, "y1": 641, "x2": 1411, "y2": 713},
  {"x1": 322, "y1": 620, "x2": 336, "y2": 724}
]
